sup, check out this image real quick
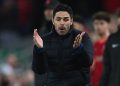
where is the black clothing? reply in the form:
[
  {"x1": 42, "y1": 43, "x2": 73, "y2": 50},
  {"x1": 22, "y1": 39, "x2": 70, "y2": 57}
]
[
  {"x1": 32, "y1": 28, "x2": 93, "y2": 86},
  {"x1": 100, "y1": 28, "x2": 120, "y2": 86}
]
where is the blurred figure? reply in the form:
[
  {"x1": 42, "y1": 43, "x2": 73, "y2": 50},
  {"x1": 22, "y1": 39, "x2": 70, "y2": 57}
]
[
  {"x1": 14, "y1": 70, "x2": 34, "y2": 86},
  {"x1": 1, "y1": 54, "x2": 18, "y2": 76},
  {"x1": 99, "y1": 10, "x2": 120, "y2": 86},
  {"x1": 39, "y1": 0, "x2": 60, "y2": 36},
  {"x1": 108, "y1": 15, "x2": 117, "y2": 34},
  {"x1": 91, "y1": 12, "x2": 111, "y2": 86},
  {"x1": 0, "y1": 0, "x2": 18, "y2": 31},
  {"x1": 73, "y1": 15, "x2": 88, "y2": 32},
  {"x1": 24, "y1": 70, "x2": 34, "y2": 86},
  {"x1": 0, "y1": 53, "x2": 21, "y2": 86}
]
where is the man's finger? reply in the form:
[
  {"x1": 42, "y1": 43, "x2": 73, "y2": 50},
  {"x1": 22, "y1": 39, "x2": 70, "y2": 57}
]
[
  {"x1": 74, "y1": 40, "x2": 77, "y2": 44},
  {"x1": 75, "y1": 34, "x2": 80, "y2": 42},
  {"x1": 77, "y1": 32, "x2": 85, "y2": 40},
  {"x1": 77, "y1": 32, "x2": 85, "y2": 43},
  {"x1": 80, "y1": 32, "x2": 85, "y2": 37},
  {"x1": 73, "y1": 32, "x2": 85, "y2": 48},
  {"x1": 75, "y1": 34, "x2": 81, "y2": 43},
  {"x1": 34, "y1": 29, "x2": 37, "y2": 34},
  {"x1": 34, "y1": 29, "x2": 38, "y2": 36}
]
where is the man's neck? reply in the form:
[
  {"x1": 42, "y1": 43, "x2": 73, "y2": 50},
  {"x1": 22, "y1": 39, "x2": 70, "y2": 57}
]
[{"x1": 99, "y1": 32, "x2": 109, "y2": 40}]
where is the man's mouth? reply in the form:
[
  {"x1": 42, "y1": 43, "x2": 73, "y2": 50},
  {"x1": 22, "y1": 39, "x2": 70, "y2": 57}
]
[{"x1": 59, "y1": 27, "x2": 65, "y2": 31}]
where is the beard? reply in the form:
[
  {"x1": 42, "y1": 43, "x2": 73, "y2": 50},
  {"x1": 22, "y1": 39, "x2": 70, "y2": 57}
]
[{"x1": 56, "y1": 26, "x2": 70, "y2": 35}]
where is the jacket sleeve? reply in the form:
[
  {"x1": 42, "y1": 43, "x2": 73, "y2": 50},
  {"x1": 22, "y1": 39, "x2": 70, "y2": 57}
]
[
  {"x1": 99, "y1": 38, "x2": 111, "y2": 86},
  {"x1": 73, "y1": 33, "x2": 93, "y2": 67},
  {"x1": 32, "y1": 45, "x2": 46, "y2": 74}
]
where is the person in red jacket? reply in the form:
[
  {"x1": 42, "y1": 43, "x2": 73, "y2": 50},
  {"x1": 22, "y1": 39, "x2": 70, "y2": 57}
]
[{"x1": 91, "y1": 12, "x2": 111, "y2": 86}]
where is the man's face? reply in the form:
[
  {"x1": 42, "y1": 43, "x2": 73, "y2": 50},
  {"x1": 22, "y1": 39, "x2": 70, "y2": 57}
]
[
  {"x1": 93, "y1": 20, "x2": 109, "y2": 36},
  {"x1": 52, "y1": 11, "x2": 73, "y2": 35}
]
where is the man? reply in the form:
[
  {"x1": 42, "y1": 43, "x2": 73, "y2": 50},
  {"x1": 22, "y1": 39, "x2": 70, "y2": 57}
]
[
  {"x1": 99, "y1": 10, "x2": 120, "y2": 86},
  {"x1": 90, "y1": 12, "x2": 110, "y2": 86},
  {"x1": 32, "y1": 4, "x2": 93, "y2": 86}
]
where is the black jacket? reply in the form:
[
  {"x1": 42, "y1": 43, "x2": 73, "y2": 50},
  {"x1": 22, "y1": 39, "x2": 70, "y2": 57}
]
[
  {"x1": 32, "y1": 28, "x2": 93, "y2": 86},
  {"x1": 100, "y1": 28, "x2": 120, "y2": 86}
]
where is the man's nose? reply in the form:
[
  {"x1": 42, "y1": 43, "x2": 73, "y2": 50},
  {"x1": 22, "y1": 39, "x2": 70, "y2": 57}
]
[{"x1": 60, "y1": 20, "x2": 64, "y2": 25}]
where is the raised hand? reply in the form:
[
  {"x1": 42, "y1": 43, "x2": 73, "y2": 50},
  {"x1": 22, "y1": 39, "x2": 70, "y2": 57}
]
[
  {"x1": 73, "y1": 32, "x2": 85, "y2": 48},
  {"x1": 33, "y1": 29, "x2": 43, "y2": 48}
]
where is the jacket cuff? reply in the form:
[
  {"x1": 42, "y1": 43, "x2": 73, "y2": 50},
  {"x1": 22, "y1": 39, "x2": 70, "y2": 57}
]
[
  {"x1": 34, "y1": 45, "x2": 45, "y2": 53},
  {"x1": 73, "y1": 43, "x2": 83, "y2": 54}
]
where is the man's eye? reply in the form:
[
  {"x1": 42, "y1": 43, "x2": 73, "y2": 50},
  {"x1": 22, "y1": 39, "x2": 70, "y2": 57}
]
[
  {"x1": 100, "y1": 22, "x2": 104, "y2": 25},
  {"x1": 64, "y1": 18, "x2": 69, "y2": 21},
  {"x1": 56, "y1": 18, "x2": 61, "y2": 21}
]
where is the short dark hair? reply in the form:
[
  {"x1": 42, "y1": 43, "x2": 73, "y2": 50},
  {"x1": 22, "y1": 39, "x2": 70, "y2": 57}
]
[
  {"x1": 53, "y1": 4, "x2": 73, "y2": 18},
  {"x1": 93, "y1": 12, "x2": 111, "y2": 23}
]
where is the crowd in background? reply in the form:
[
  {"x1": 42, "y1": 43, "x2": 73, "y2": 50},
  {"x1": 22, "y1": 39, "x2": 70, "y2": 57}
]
[{"x1": 0, "y1": 0, "x2": 120, "y2": 86}]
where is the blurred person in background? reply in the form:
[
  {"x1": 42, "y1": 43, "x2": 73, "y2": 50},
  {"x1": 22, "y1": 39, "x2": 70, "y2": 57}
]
[
  {"x1": 13, "y1": 69, "x2": 34, "y2": 86},
  {"x1": 23, "y1": 70, "x2": 34, "y2": 86},
  {"x1": 109, "y1": 15, "x2": 118, "y2": 34},
  {"x1": 39, "y1": 0, "x2": 60, "y2": 36},
  {"x1": 99, "y1": 9, "x2": 120, "y2": 86},
  {"x1": 32, "y1": 4, "x2": 93, "y2": 86},
  {"x1": 0, "y1": 53, "x2": 22, "y2": 86},
  {"x1": 73, "y1": 15, "x2": 89, "y2": 32},
  {"x1": 0, "y1": 0, "x2": 18, "y2": 31},
  {"x1": 90, "y1": 12, "x2": 110, "y2": 86},
  {"x1": 0, "y1": 54, "x2": 18, "y2": 76}
]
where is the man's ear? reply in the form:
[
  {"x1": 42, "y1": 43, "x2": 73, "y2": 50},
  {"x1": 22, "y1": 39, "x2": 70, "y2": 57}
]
[
  {"x1": 52, "y1": 18, "x2": 54, "y2": 25},
  {"x1": 71, "y1": 18, "x2": 73, "y2": 25}
]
